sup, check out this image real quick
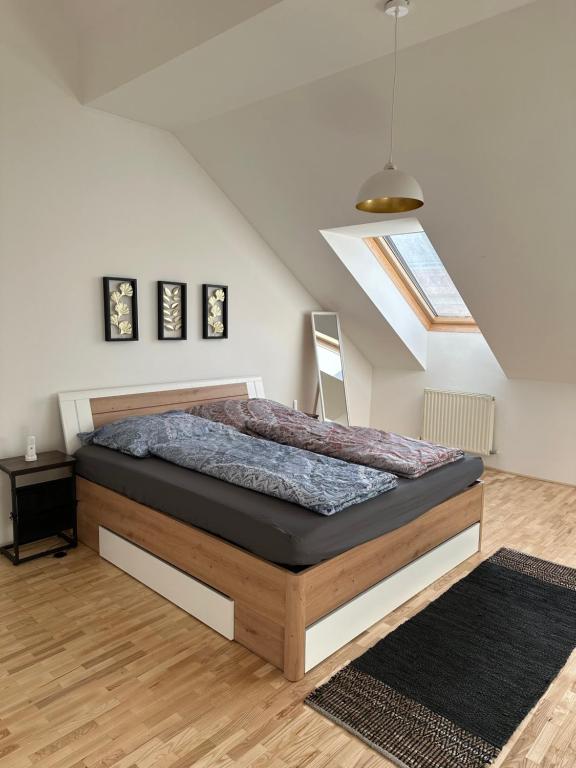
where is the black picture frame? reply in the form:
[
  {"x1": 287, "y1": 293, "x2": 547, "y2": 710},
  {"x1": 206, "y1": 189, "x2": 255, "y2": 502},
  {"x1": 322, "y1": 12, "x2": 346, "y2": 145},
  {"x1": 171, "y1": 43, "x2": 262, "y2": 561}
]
[
  {"x1": 102, "y1": 277, "x2": 139, "y2": 342},
  {"x1": 157, "y1": 281, "x2": 187, "y2": 340},
  {"x1": 202, "y1": 284, "x2": 228, "y2": 339}
]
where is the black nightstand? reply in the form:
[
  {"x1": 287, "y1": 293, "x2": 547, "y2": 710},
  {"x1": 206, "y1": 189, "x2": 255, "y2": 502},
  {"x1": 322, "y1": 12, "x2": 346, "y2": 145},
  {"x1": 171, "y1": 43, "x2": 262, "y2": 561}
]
[{"x1": 0, "y1": 451, "x2": 77, "y2": 565}]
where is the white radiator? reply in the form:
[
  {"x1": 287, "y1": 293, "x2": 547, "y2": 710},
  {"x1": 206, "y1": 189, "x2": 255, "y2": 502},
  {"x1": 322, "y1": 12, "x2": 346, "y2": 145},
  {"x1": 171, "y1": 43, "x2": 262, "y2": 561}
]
[{"x1": 422, "y1": 389, "x2": 495, "y2": 455}]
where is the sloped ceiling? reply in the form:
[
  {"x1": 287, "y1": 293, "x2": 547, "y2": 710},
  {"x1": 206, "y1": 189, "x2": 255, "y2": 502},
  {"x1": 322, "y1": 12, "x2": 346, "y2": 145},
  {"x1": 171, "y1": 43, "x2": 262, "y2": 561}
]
[
  {"x1": 81, "y1": 0, "x2": 576, "y2": 384},
  {"x1": 83, "y1": 0, "x2": 536, "y2": 126},
  {"x1": 72, "y1": 0, "x2": 283, "y2": 103}
]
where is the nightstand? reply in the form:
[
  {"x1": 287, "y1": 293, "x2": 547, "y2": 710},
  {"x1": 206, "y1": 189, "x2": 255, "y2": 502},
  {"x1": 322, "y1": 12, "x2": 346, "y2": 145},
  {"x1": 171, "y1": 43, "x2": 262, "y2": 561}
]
[{"x1": 0, "y1": 451, "x2": 77, "y2": 565}]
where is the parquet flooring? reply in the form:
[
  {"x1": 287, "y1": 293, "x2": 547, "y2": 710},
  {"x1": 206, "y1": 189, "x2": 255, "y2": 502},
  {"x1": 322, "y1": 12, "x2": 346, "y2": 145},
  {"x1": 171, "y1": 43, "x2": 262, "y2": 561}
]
[{"x1": 0, "y1": 470, "x2": 575, "y2": 767}]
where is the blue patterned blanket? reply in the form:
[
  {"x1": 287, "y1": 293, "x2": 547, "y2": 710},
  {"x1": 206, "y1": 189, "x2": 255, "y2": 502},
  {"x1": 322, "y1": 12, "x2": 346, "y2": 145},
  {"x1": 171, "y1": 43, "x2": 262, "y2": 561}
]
[{"x1": 150, "y1": 427, "x2": 397, "y2": 516}]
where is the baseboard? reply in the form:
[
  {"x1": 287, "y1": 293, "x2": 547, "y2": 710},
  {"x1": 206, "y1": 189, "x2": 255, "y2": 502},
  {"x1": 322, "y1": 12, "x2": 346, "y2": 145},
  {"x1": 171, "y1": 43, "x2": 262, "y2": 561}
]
[{"x1": 484, "y1": 466, "x2": 575, "y2": 489}]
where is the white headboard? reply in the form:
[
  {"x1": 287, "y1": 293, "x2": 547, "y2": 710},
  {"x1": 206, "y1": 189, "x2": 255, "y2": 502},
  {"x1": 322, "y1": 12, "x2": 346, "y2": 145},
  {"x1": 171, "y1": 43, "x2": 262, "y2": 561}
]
[{"x1": 58, "y1": 376, "x2": 265, "y2": 455}]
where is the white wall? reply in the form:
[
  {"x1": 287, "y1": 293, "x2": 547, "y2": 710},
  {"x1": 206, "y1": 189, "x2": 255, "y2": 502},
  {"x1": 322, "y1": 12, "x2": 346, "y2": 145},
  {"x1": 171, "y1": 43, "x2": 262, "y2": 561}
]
[
  {"x1": 321, "y1": 224, "x2": 428, "y2": 369},
  {"x1": 371, "y1": 333, "x2": 576, "y2": 486},
  {"x1": 0, "y1": 31, "x2": 372, "y2": 543}
]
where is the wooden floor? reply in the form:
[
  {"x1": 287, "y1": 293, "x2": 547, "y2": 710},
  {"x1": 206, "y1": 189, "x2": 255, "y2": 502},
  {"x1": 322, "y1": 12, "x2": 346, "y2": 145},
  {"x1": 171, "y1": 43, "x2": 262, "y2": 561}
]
[{"x1": 1, "y1": 470, "x2": 575, "y2": 768}]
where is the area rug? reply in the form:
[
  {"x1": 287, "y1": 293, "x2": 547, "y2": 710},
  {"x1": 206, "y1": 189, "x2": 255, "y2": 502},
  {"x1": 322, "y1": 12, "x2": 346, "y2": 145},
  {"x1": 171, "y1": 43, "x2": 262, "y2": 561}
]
[{"x1": 306, "y1": 549, "x2": 576, "y2": 768}]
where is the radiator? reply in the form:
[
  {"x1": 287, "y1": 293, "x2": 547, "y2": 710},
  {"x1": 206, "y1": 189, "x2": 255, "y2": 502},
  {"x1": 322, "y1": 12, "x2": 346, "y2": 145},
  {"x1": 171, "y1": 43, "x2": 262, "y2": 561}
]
[{"x1": 422, "y1": 389, "x2": 495, "y2": 455}]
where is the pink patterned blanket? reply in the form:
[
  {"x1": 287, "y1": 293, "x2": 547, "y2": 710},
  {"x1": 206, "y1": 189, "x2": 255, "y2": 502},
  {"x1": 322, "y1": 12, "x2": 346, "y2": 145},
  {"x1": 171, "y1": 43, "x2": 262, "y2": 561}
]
[{"x1": 187, "y1": 399, "x2": 464, "y2": 479}]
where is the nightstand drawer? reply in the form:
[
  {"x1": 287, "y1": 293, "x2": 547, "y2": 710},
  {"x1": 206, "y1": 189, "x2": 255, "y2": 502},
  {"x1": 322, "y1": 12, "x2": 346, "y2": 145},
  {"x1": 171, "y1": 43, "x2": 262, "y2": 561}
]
[
  {"x1": 17, "y1": 477, "x2": 74, "y2": 514},
  {"x1": 16, "y1": 478, "x2": 75, "y2": 544}
]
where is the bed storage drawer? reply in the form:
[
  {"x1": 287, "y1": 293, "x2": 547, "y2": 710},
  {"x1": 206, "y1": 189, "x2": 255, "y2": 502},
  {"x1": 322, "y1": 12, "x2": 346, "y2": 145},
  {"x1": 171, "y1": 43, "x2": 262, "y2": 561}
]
[
  {"x1": 304, "y1": 522, "x2": 480, "y2": 672},
  {"x1": 99, "y1": 527, "x2": 234, "y2": 639}
]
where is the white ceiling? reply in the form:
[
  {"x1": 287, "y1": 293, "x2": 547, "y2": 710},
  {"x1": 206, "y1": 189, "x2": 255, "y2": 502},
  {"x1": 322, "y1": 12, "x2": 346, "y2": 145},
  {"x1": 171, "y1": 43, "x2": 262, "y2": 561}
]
[
  {"x1": 71, "y1": 0, "x2": 283, "y2": 102},
  {"x1": 65, "y1": 0, "x2": 131, "y2": 30},
  {"x1": 84, "y1": 0, "x2": 537, "y2": 126},
  {"x1": 74, "y1": 0, "x2": 576, "y2": 384}
]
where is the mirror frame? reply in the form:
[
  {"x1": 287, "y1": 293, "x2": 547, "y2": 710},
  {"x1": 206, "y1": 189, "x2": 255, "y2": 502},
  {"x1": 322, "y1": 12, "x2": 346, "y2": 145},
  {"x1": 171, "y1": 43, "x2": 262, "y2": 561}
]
[{"x1": 310, "y1": 311, "x2": 351, "y2": 425}]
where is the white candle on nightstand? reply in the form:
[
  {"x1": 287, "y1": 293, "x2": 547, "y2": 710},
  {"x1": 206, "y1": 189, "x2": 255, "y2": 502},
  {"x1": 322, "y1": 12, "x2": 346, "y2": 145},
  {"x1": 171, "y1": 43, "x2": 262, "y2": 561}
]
[
  {"x1": 293, "y1": 399, "x2": 298, "y2": 411},
  {"x1": 24, "y1": 436, "x2": 37, "y2": 462}
]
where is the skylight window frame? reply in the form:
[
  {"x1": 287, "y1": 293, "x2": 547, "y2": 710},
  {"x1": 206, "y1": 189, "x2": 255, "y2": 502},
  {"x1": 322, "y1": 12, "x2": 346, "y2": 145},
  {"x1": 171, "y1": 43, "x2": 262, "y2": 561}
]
[{"x1": 364, "y1": 236, "x2": 478, "y2": 333}]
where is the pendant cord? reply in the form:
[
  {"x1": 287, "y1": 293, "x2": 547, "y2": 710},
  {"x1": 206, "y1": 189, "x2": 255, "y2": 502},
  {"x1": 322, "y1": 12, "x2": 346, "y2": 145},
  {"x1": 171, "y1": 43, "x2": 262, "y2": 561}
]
[{"x1": 388, "y1": 9, "x2": 399, "y2": 167}]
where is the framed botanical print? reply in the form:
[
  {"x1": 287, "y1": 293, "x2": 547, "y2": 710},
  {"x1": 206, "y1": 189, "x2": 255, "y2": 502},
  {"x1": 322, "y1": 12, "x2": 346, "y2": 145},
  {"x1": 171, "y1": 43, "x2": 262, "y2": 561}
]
[
  {"x1": 202, "y1": 284, "x2": 228, "y2": 339},
  {"x1": 158, "y1": 281, "x2": 187, "y2": 340},
  {"x1": 102, "y1": 277, "x2": 139, "y2": 341}
]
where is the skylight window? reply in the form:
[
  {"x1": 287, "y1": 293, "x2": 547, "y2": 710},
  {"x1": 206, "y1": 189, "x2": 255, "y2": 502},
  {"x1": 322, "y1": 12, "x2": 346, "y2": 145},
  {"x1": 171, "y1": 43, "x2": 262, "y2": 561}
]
[
  {"x1": 366, "y1": 231, "x2": 477, "y2": 333},
  {"x1": 385, "y1": 233, "x2": 471, "y2": 317}
]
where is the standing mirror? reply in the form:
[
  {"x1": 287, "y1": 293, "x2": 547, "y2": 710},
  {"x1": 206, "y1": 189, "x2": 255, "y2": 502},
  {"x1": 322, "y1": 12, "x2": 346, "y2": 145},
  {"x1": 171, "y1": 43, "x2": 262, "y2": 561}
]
[{"x1": 311, "y1": 312, "x2": 350, "y2": 426}]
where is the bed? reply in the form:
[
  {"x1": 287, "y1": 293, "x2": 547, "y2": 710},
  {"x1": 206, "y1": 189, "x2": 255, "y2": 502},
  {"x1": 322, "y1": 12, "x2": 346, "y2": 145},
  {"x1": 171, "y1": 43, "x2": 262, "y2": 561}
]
[
  {"x1": 75, "y1": 444, "x2": 482, "y2": 567},
  {"x1": 59, "y1": 376, "x2": 484, "y2": 681}
]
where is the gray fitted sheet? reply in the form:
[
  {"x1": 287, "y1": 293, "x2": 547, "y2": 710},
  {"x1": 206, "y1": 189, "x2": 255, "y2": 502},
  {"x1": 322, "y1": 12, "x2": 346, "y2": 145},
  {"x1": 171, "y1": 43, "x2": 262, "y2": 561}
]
[{"x1": 76, "y1": 445, "x2": 483, "y2": 567}]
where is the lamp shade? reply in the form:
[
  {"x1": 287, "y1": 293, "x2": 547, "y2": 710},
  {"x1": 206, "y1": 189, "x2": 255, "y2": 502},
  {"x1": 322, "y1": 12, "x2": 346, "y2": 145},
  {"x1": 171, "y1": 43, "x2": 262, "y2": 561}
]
[{"x1": 356, "y1": 164, "x2": 423, "y2": 213}]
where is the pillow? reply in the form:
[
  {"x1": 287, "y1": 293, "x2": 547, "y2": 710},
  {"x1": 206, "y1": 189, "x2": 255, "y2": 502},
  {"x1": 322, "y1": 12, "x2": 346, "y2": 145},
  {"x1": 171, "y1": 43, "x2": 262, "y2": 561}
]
[{"x1": 79, "y1": 411, "x2": 230, "y2": 458}]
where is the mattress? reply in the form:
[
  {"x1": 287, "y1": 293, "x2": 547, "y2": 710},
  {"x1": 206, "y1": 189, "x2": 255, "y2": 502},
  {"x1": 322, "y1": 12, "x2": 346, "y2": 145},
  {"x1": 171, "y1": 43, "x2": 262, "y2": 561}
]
[{"x1": 76, "y1": 445, "x2": 483, "y2": 567}]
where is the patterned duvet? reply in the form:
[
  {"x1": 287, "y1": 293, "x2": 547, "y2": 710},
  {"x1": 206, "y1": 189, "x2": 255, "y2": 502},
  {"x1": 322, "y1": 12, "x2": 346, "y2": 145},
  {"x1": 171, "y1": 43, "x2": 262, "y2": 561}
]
[
  {"x1": 151, "y1": 428, "x2": 397, "y2": 516},
  {"x1": 188, "y1": 399, "x2": 464, "y2": 479},
  {"x1": 80, "y1": 410, "x2": 397, "y2": 514}
]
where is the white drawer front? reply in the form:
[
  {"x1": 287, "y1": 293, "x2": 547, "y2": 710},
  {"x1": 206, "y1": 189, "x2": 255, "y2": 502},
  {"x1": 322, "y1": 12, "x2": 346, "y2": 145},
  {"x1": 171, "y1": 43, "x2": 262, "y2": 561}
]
[
  {"x1": 305, "y1": 523, "x2": 480, "y2": 672},
  {"x1": 99, "y1": 527, "x2": 234, "y2": 640}
]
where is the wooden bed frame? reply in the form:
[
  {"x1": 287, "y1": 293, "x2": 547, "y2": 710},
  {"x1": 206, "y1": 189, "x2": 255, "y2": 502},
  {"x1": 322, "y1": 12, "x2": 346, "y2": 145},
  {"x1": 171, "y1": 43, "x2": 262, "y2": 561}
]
[{"x1": 59, "y1": 376, "x2": 483, "y2": 681}]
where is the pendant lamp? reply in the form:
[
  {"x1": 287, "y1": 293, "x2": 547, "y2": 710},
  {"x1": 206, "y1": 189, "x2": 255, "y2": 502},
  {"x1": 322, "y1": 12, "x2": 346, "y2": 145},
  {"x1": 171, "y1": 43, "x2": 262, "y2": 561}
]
[{"x1": 356, "y1": 0, "x2": 423, "y2": 213}]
